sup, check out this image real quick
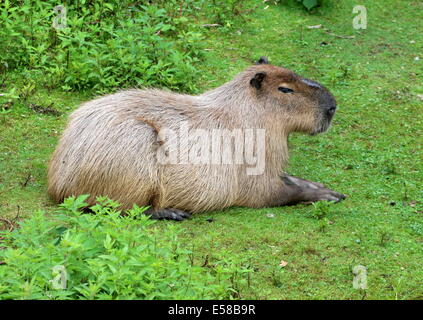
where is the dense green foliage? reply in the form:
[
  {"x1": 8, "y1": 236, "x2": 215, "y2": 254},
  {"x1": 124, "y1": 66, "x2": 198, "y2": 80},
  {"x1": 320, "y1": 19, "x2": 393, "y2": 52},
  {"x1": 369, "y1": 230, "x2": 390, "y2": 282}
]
[
  {"x1": 0, "y1": 195, "x2": 251, "y2": 299},
  {"x1": 0, "y1": 0, "x2": 251, "y2": 92}
]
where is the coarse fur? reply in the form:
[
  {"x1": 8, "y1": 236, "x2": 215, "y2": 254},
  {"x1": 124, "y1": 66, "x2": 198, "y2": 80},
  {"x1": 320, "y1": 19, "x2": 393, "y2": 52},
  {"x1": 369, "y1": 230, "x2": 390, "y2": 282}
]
[{"x1": 48, "y1": 59, "x2": 343, "y2": 216}]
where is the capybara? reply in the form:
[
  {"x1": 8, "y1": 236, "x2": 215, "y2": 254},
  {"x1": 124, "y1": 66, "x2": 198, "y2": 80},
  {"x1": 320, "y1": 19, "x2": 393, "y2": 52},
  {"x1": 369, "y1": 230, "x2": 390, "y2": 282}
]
[{"x1": 48, "y1": 57, "x2": 345, "y2": 220}]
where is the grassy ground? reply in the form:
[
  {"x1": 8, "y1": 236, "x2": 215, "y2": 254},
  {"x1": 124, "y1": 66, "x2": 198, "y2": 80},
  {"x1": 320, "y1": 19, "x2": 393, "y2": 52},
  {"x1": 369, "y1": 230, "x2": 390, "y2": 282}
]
[{"x1": 1, "y1": 0, "x2": 422, "y2": 299}]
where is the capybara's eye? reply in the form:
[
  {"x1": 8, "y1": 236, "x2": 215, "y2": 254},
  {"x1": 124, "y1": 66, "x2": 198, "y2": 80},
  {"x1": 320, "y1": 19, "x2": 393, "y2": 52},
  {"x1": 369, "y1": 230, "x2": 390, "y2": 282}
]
[{"x1": 278, "y1": 87, "x2": 294, "y2": 94}]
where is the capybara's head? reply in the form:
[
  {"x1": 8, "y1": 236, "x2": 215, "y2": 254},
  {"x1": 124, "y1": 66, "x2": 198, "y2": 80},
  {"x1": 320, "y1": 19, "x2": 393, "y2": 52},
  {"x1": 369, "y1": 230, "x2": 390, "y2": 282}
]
[{"x1": 247, "y1": 57, "x2": 337, "y2": 135}]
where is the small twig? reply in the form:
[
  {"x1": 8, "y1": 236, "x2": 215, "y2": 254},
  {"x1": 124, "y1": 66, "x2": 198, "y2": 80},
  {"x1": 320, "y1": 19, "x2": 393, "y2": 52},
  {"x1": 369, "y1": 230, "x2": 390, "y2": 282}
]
[
  {"x1": 22, "y1": 173, "x2": 32, "y2": 188},
  {"x1": 0, "y1": 206, "x2": 21, "y2": 243},
  {"x1": 323, "y1": 29, "x2": 355, "y2": 39},
  {"x1": 202, "y1": 254, "x2": 209, "y2": 267},
  {"x1": 179, "y1": 1, "x2": 184, "y2": 18},
  {"x1": 307, "y1": 24, "x2": 355, "y2": 39},
  {"x1": 202, "y1": 23, "x2": 221, "y2": 28},
  {"x1": 13, "y1": 206, "x2": 20, "y2": 222},
  {"x1": 0, "y1": 218, "x2": 15, "y2": 232}
]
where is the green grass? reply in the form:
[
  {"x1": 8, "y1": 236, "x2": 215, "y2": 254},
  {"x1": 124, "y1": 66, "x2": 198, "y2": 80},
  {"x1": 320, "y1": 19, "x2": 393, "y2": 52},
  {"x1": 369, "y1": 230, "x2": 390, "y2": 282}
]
[{"x1": 1, "y1": 0, "x2": 422, "y2": 299}]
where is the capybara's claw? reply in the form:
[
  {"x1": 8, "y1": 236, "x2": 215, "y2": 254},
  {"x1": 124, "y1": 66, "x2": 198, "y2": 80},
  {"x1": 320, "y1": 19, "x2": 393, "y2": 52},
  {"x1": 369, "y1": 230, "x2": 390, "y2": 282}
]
[{"x1": 317, "y1": 189, "x2": 346, "y2": 203}]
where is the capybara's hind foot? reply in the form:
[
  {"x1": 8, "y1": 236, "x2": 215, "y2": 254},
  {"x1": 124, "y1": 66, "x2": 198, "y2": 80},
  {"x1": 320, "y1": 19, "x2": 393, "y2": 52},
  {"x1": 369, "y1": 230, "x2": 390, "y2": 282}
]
[
  {"x1": 281, "y1": 174, "x2": 347, "y2": 205},
  {"x1": 146, "y1": 208, "x2": 191, "y2": 221}
]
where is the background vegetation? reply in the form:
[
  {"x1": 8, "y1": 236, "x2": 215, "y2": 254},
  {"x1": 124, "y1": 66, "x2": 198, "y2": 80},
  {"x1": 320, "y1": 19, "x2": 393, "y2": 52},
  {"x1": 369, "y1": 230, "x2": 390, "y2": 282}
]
[
  {"x1": 0, "y1": 0, "x2": 253, "y2": 92},
  {"x1": 0, "y1": 0, "x2": 422, "y2": 299}
]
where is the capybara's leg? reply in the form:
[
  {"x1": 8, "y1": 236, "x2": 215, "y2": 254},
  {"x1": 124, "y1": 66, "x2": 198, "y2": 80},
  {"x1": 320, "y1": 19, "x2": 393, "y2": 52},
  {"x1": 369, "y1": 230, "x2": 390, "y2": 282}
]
[
  {"x1": 280, "y1": 175, "x2": 346, "y2": 205},
  {"x1": 283, "y1": 175, "x2": 325, "y2": 189},
  {"x1": 145, "y1": 208, "x2": 191, "y2": 221}
]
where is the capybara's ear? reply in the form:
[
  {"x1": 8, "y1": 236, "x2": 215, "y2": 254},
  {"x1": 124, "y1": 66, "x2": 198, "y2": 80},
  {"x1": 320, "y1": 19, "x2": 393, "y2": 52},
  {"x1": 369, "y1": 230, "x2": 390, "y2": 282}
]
[
  {"x1": 256, "y1": 56, "x2": 269, "y2": 64},
  {"x1": 250, "y1": 72, "x2": 266, "y2": 89}
]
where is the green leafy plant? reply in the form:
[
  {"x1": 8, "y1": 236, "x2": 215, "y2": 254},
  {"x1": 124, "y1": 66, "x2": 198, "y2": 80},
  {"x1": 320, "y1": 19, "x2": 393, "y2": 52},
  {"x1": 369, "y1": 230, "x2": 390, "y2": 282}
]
[
  {"x1": 0, "y1": 195, "x2": 252, "y2": 299},
  {"x1": 0, "y1": 0, "x2": 255, "y2": 93},
  {"x1": 309, "y1": 201, "x2": 332, "y2": 220},
  {"x1": 297, "y1": 0, "x2": 321, "y2": 10}
]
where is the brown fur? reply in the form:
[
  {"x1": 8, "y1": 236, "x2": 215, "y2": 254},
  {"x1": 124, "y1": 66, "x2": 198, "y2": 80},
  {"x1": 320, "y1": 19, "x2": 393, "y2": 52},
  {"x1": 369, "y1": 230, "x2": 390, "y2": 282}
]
[{"x1": 48, "y1": 62, "x2": 337, "y2": 213}]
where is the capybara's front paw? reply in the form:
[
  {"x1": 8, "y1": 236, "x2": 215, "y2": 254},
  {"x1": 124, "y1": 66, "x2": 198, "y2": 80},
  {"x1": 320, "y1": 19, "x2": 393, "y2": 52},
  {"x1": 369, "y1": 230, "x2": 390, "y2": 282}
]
[{"x1": 147, "y1": 208, "x2": 191, "y2": 221}]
